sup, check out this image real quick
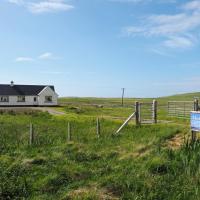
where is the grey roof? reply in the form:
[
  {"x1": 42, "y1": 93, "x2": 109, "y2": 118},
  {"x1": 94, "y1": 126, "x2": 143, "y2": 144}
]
[{"x1": 0, "y1": 84, "x2": 55, "y2": 96}]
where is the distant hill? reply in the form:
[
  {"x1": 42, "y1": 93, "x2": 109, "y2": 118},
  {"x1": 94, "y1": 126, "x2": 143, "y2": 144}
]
[
  {"x1": 160, "y1": 92, "x2": 200, "y2": 101},
  {"x1": 59, "y1": 92, "x2": 200, "y2": 106}
]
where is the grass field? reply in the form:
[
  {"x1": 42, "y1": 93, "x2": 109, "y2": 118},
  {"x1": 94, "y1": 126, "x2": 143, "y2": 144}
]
[
  {"x1": 59, "y1": 92, "x2": 200, "y2": 105},
  {"x1": 1, "y1": 92, "x2": 200, "y2": 199}
]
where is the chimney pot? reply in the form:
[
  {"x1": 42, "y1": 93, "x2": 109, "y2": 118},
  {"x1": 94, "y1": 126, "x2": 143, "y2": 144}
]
[{"x1": 10, "y1": 81, "x2": 14, "y2": 87}]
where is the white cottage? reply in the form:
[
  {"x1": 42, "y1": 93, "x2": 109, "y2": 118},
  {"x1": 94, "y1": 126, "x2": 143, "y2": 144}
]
[{"x1": 0, "y1": 81, "x2": 58, "y2": 106}]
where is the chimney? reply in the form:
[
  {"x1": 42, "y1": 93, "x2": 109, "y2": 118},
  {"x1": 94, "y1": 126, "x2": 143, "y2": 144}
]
[{"x1": 10, "y1": 81, "x2": 14, "y2": 87}]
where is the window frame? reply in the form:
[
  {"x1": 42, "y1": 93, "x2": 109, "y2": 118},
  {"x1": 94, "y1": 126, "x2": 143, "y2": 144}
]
[
  {"x1": 45, "y1": 96, "x2": 53, "y2": 103},
  {"x1": 17, "y1": 96, "x2": 26, "y2": 102},
  {"x1": 0, "y1": 96, "x2": 9, "y2": 102}
]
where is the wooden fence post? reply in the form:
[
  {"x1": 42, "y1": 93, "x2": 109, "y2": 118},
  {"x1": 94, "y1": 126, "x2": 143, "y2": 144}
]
[
  {"x1": 96, "y1": 118, "x2": 100, "y2": 138},
  {"x1": 138, "y1": 103, "x2": 141, "y2": 123},
  {"x1": 192, "y1": 99, "x2": 198, "y2": 142},
  {"x1": 194, "y1": 99, "x2": 199, "y2": 111},
  {"x1": 167, "y1": 102, "x2": 169, "y2": 115},
  {"x1": 152, "y1": 100, "x2": 157, "y2": 124},
  {"x1": 192, "y1": 130, "x2": 197, "y2": 142},
  {"x1": 67, "y1": 122, "x2": 71, "y2": 141},
  {"x1": 29, "y1": 123, "x2": 34, "y2": 145},
  {"x1": 135, "y1": 101, "x2": 140, "y2": 125}
]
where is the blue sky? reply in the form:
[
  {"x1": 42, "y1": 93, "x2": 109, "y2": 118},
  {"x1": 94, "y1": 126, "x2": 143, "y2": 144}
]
[{"x1": 1, "y1": 0, "x2": 200, "y2": 97}]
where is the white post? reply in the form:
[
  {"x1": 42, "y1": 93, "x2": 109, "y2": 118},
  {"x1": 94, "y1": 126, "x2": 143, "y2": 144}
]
[{"x1": 115, "y1": 112, "x2": 136, "y2": 134}]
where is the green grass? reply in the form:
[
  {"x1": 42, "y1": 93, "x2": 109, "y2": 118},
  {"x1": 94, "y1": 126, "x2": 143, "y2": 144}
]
[
  {"x1": 1, "y1": 93, "x2": 200, "y2": 199},
  {"x1": 58, "y1": 91, "x2": 200, "y2": 122},
  {"x1": 59, "y1": 91, "x2": 200, "y2": 106}
]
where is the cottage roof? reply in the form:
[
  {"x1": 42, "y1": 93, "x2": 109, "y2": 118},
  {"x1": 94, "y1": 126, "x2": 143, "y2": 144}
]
[{"x1": 0, "y1": 84, "x2": 55, "y2": 96}]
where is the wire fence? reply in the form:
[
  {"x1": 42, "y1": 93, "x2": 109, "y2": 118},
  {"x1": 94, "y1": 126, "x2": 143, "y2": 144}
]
[{"x1": 0, "y1": 118, "x2": 126, "y2": 151}]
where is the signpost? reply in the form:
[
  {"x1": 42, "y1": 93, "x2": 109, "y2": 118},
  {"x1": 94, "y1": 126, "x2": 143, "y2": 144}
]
[{"x1": 190, "y1": 111, "x2": 200, "y2": 141}]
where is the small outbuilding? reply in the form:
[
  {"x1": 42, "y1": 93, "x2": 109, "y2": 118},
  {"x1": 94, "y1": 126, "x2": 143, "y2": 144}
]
[{"x1": 0, "y1": 81, "x2": 58, "y2": 106}]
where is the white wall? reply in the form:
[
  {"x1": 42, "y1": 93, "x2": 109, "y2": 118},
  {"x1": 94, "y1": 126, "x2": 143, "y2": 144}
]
[
  {"x1": 38, "y1": 86, "x2": 58, "y2": 106},
  {"x1": 0, "y1": 86, "x2": 58, "y2": 106},
  {"x1": 0, "y1": 96, "x2": 38, "y2": 106}
]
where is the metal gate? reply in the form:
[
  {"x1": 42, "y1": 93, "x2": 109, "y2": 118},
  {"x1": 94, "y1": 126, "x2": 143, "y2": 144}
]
[
  {"x1": 168, "y1": 100, "x2": 198, "y2": 118},
  {"x1": 139, "y1": 101, "x2": 157, "y2": 124}
]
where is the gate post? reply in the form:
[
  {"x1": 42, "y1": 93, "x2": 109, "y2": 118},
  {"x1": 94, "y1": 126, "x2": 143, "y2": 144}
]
[
  {"x1": 192, "y1": 131, "x2": 197, "y2": 142},
  {"x1": 135, "y1": 101, "x2": 140, "y2": 125},
  {"x1": 194, "y1": 99, "x2": 199, "y2": 111},
  {"x1": 152, "y1": 100, "x2": 157, "y2": 124}
]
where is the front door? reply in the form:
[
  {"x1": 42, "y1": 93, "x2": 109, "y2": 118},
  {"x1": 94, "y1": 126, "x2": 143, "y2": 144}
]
[{"x1": 33, "y1": 97, "x2": 38, "y2": 106}]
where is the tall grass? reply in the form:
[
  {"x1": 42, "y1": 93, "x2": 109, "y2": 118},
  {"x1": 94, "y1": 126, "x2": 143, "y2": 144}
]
[{"x1": 0, "y1": 109, "x2": 199, "y2": 200}]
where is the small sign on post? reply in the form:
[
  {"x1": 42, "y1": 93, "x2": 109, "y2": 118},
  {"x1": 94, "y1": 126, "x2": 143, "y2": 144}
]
[{"x1": 190, "y1": 111, "x2": 200, "y2": 141}]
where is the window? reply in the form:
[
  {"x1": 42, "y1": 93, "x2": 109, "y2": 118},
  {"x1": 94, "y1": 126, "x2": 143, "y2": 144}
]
[
  {"x1": 0, "y1": 96, "x2": 9, "y2": 102},
  {"x1": 18, "y1": 96, "x2": 25, "y2": 102},
  {"x1": 34, "y1": 97, "x2": 37, "y2": 102},
  {"x1": 45, "y1": 96, "x2": 52, "y2": 102}
]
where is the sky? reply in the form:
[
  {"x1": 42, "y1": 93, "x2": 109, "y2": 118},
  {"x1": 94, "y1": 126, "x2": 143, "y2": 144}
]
[{"x1": 1, "y1": 0, "x2": 200, "y2": 97}]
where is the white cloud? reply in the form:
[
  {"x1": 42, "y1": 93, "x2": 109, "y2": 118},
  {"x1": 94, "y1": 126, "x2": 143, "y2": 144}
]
[
  {"x1": 163, "y1": 36, "x2": 194, "y2": 48},
  {"x1": 7, "y1": 0, "x2": 24, "y2": 5},
  {"x1": 150, "y1": 48, "x2": 173, "y2": 57},
  {"x1": 122, "y1": 27, "x2": 145, "y2": 36},
  {"x1": 15, "y1": 57, "x2": 34, "y2": 62},
  {"x1": 39, "y1": 52, "x2": 53, "y2": 59},
  {"x1": 124, "y1": 13, "x2": 200, "y2": 37},
  {"x1": 28, "y1": 0, "x2": 74, "y2": 14},
  {"x1": 123, "y1": 0, "x2": 200, "y2": 48},
  {"x1": 15, "y1": 52, "x2": 60, "y2": 62},
  {"x1": 39, "y1": 52, "x2": 60, "y2": 60},
  {"x1": 182, "y1": 1, "x2": 200, "y2": 11},
  {"x1": 109, "y1": 0, "x2": 146, "y2": 2},
  {"x1": 109, "y1": 0, "x2": 177, "y2": 4},
  {"x1": 7, "y1": 0, "x2": 74, "y2": 14}
]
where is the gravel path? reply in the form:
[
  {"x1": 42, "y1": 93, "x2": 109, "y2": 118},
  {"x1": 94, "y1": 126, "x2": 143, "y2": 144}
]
[{"x1": 32, "y1": 107, "x2": 66, "y2": 115}]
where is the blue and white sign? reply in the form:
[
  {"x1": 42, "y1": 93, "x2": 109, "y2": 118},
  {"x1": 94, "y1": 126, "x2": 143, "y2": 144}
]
[{"x1": 191, "y1": 111, "x2": 200, "y2": 132}]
